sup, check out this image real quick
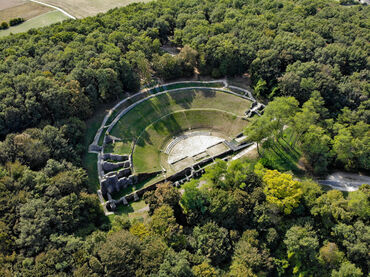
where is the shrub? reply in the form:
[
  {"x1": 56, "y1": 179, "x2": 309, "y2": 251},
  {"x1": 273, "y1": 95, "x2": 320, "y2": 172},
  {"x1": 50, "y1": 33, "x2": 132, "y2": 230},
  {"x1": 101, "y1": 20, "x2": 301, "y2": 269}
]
[
  {"x1": 9, "y1": 18, "x2": 25, "y2": 26},
  {"x1": 0, "y1": 21, "x2": 9, "y2": 30}
]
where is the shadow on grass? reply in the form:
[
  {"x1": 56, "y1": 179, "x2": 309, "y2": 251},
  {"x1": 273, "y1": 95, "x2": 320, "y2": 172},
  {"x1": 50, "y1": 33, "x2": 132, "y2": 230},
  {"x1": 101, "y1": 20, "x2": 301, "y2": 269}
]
[
  {"x1": 261, "y1": 136, "x2": 304, "y2": 175},
  {"x1": 110, "y1": 174, "x2": 162, "y2": 200},
  {"x1": 169, "y1": 89, "x2": 196, "y2": 109},
  {"x1": 200, "y1": 89, "x2": 216, "y2": 98}
]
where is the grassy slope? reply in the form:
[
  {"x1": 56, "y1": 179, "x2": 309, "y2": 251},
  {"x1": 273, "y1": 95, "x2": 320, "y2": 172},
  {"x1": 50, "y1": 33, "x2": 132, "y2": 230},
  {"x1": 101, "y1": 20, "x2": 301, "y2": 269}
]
[
  {"x1": 84, "y1": 88, "x2": 250, "y2": 192},
  {"x1": 110, "y1": 89, "x2": 250, "y2": 142},
  {"x1": 133, "y1": 109, "x2": 248, "y2": 173},
  {"x1": 0, "y1": 10, "x2": 69, "y2": 37},
  {"x1": 108, "y1": 89, "x2": 250, "y2": 173},
  {"x1": 260, "y1": 129, "x2": 304, "y2": 175},
  {"x1": 82, "y1": 102, "x2": 117, "y2": 192}
]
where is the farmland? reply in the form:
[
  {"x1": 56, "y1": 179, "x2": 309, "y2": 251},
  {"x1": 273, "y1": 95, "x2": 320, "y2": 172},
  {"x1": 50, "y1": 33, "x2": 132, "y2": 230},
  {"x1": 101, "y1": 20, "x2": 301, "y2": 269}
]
[
  {"x1": 0, "y1": 0, "x2": 150, "y2": 37},
  {"x1": 0, "y1": 10, "x2": 69, "y2": 37},
  {"x1": 0, "y1": 2, "x2": 51, "y2": 22},
  {"x1": 30, "y1": 0, "x2": 152, "y2": 19}
]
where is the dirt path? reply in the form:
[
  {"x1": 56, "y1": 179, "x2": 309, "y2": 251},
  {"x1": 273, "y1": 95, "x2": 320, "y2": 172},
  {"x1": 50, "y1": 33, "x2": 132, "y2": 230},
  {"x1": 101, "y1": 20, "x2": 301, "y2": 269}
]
[{"x1": 29, "y1": 0, "x2": 76, "y2": 19}]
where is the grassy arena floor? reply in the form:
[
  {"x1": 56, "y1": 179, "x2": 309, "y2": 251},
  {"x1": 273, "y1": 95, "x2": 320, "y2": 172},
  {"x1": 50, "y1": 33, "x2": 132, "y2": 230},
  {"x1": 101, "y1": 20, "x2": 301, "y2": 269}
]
[
  {"x1": 108, "y1": 89, "x2": 251, "y2": 173},
  {"x1": 133, "y1": 109, "x2": 248, "y2": 173}
]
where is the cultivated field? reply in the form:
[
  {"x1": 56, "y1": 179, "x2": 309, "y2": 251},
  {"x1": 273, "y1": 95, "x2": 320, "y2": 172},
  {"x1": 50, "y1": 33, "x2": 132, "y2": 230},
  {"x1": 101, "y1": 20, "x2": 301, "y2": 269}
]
[
  {"x1": 0, "y1": 0, "x2": 27, "y2": 10},
  {"x1": 38, "y1": 0, "x2": 152, "y2": 19},
  {"x1": 0, "y1": 2, "x2": 51, "y2": 22},
  {"x1": 0, "y1": 10, "x2": 69, "y2": 37},
  {"x1": 0, "y1": 0, "x2": 149, "y2": 37}
]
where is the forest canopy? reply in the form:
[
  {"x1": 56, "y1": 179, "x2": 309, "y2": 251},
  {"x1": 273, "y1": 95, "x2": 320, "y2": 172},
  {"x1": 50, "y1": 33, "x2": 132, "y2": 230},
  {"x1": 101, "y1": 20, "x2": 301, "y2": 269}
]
[{"x1": 0, "y1": 0, "x2": 368, "y2": 276}]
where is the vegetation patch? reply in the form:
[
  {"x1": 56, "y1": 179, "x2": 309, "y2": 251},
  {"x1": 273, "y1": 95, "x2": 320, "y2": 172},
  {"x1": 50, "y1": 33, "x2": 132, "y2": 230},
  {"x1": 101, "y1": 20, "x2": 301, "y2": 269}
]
[
  {"x1": 0, "y1": 10, "x2": 69, "y2": 37},
  {"x1": 110, "y1": 89, "x2": 250, "y2": 140},
  {"x1": 133, "y1": 109, "x2": 247, "y2": 173},
  {"x1": 108, "y1": 88, "x2": 250, "y2": 173}
]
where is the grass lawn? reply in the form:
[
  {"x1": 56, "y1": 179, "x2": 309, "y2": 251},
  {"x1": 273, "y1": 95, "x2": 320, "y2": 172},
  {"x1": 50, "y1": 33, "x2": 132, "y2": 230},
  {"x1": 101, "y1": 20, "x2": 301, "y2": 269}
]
[
  {"x1": 260, "y1": 130, "x2": 304, "y2": 175},
  {"x1": 83, "y1": 153, "x2": 99, "y2": 192},
  {"x1": 110, "y1": 89, "x2": 251, "y2": 142},
  {"x1": 0, "y1": 10, "x2": 69, "y2": 37},
  {"x1": 82, "y1": 99, "x2": 124, "y2": 192},
  {"x1": 108, "y1": 89, "x2": 250, "y2": 173},
  {"x1": 105, "y1": 141, "x2": 132, "y2": 155},
  {"x1": 133, "y1": 109, "x2": 248, "y2": 173},
  {"x1": 108, "y1": 199, "x2": 149, "y2": 223}
]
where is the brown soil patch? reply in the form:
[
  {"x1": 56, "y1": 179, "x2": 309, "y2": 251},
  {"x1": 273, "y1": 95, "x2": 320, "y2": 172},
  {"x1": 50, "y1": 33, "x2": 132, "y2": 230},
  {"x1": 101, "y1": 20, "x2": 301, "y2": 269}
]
[
  {"x1": 0, "y1": 2, "x2": 52, "y2": 22},
  {"x1": 0, "y1": 0, "x2": 26, "y2": 11}
]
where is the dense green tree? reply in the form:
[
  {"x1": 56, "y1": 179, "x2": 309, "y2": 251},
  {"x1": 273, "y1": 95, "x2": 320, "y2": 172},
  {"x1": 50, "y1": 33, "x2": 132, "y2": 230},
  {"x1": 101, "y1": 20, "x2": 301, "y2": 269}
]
[
  {"x1": 318, "y1": 242, "x2": 344, "y2": 269},
  {"x1": 263, "y1": 170, "x2": 302, "y2": 214},
  {"x1": 207, "y1": 189, "x2": 238, "y2": 229},
  {"x1": 192, "y1": 261, "x2": 218, "y2": 277},
  {"x1": 229, "y1": 230, "x2": 273, "y2": 276},
  {"x1": 143, "y1": 182, "x2": 182, "y2": 218},
  {"x1": 17, "y1": 198, "x2": 56, "y2": 256},
  {"x1": 333, "y1": 121, "x2": 369, "y2": 170},
  {"x1": 157, "y1": 249, "x2": 193, "y2": 277},
  {"x1": 311, "y1": 190, "x2": 352, "y2": 229},
  {"x1": 332, "y1": 221, "x2": 369, "y2": 269},
  {"x1": 180, "y1": 180, "x2": 208, "y2": 225},
  {"x1": 136, "y1": 236, "x2": 168, "y2": 276},
  {"x1": 347, "y1": 188, "x2": 370, "y2": 220},
  {"x1": 300, "y1": 125, "x2": 332, "y2": 174},
  {"x1": 331, "y1": 262, "x2": 363, "y2": 277},
  {"x1": 149, "y1": 205, "x2": 186, "y2": 250},
  {"x1": 0, "y1": 21, "x2": 8, "y2": 30},
  {"x1": 284, "y1": 224, "x2": 319, "y2": 275},
  {"x1": 191, "y1": 221, "x2": 232, "y2": 266},
  {"x1": 98, "y1": 230, "x2": 142, "y2": 277}
]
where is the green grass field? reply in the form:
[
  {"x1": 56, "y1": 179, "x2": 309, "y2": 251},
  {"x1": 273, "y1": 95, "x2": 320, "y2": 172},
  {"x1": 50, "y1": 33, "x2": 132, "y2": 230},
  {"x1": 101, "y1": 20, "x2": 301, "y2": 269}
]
[
  {"x1": 83, "y1": 153, "x2": 99, "y2": 192},
  {"x1": 0, "y1": 10, "x2": 69, "y2": 37},
  {"x1": 133, "y1": 109, "x2": 248, "y2": 173},
  {"x1": 108, "y1": 199, "x2": 149, "y2": 223},
  {"x1": 108, "y1": 89, "x2": 251, "y2": 173},
  {"x1": 260, "y1": 129, "x2": 304, "y2": 175},
  {"x1": 110, "y1": 89, "x2": 250, "y2": 141}
]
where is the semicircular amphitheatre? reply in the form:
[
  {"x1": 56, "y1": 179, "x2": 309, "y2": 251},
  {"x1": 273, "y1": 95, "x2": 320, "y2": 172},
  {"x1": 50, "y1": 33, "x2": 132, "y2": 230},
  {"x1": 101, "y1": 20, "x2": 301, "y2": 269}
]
[{"x1": 88, "y1": 80, "x2": 264, "y2": 213}]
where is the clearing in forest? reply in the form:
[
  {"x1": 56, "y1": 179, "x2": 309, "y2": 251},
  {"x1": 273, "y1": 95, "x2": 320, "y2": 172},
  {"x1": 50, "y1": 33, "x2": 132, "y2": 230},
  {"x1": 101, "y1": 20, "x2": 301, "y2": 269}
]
[
  {"x1": 107, "y1": 88, "x2": 251, "y2": 174},
  {"x1": 87, "y1": 80, "x2": 260, "y2": 215}
]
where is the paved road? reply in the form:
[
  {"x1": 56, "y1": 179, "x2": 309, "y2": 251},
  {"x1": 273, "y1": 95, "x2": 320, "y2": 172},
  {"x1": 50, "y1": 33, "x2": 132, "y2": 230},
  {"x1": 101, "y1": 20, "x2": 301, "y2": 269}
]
[
  {"x1": 318, "y1": 171, "x2": 370, "y2": 191},
  {"x1": 29, "y1": 0, "x2": 76, "y2": 19}
]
